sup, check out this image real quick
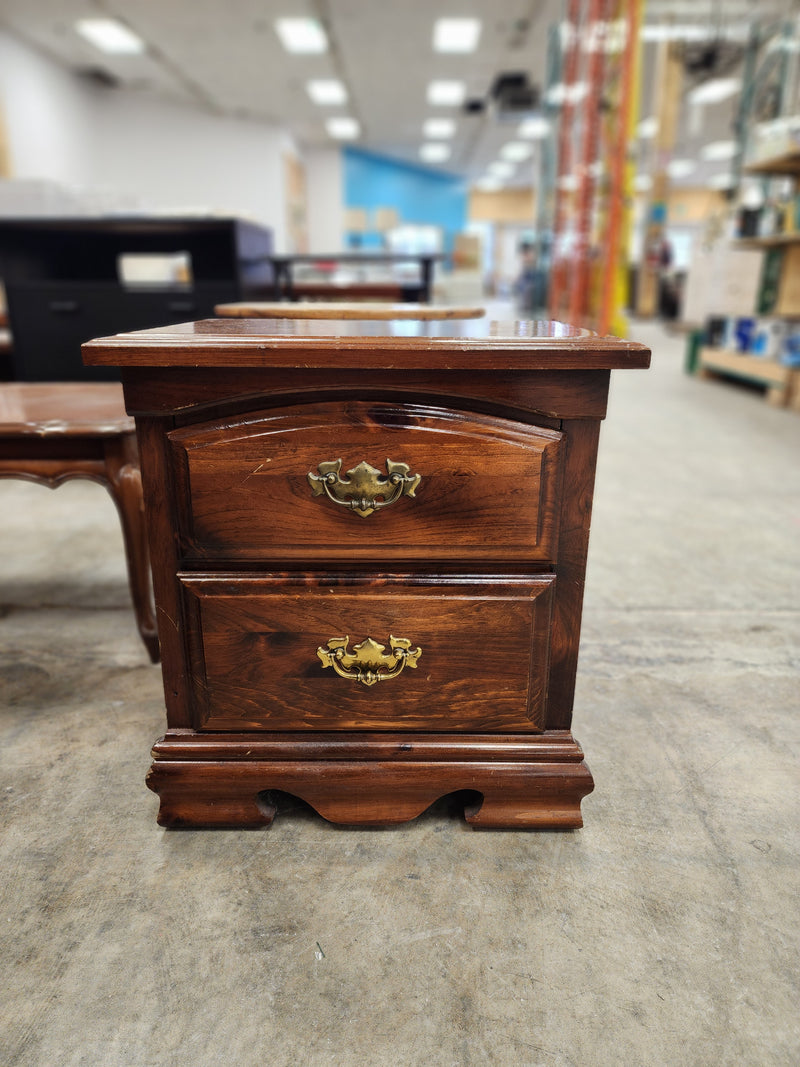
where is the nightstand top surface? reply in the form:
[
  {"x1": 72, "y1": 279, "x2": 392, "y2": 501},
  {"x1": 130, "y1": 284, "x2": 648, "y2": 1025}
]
[{"x1": 83, "y1": 317, "x2": 651, "y2": 371}]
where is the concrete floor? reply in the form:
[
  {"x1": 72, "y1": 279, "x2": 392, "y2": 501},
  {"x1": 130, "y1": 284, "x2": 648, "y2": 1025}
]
[{"x1": 1, "y1": 319, "x2": 798, "y2": 1066}]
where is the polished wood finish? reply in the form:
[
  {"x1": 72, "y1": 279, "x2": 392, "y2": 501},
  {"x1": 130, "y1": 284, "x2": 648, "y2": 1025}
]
[
  {"x1": 215, "y1": 301, "x2": 485, "y2": 320},
  {"x1": 180, "y1": 575, "x2": 554, "y2": 732},
  {"x1": 0, "y1": 383, "x2": 158, "y2": 662},
  {"x1": 168, "y1": 402, "x2": 563, "y2": 562},
  {"x1": 83, "y1": 318, "x2": 649, "y2": 828}
]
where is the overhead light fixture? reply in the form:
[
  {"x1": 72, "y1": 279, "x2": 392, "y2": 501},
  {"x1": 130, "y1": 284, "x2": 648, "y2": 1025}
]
[
  {"x1": 634, "y1": 174, "x2": 653, "y2": 192},
  {"x1": 500, "y1": 142, "x2": 533, "y2": 162},
  {"x1": 637, "y1": 117, "x2": 658, "y2": 139},
  {"x1": 427, "y1": 80, "x2": 466, "y2": 106},
  {"x1": 641, "y1": 23, "x2": 717, "y2": 42},
  {"x1": 75, "y1": 18, "x2": 145, "y2": 54},
  {"x1": 423, "y1": 118, "x2": 456, "y2": 139},
  {"x1": 325, "y1": 117, "x2": 360, "y2": 140},
  {"x1": 275, "y1": 17, "x2": 328, "y2": 54},
  {"x1": 488, "y1": 161, "x2": 515, "y2": 178},
  {"x1": 476, "y1": 177, "x2": 503, "y2": 192},
  {"x1": 687, "y1": 78, "x2": 741, "y2": 105},
  {"x1": 545, "y1": 82, "x2": 589, "y2": 106},
  {"x1": 668, "y1": 158, "x2": 696, "y2": 179},
  {"x1": 518, "y1": 116, "x2": 550, "y2": 139},
  {"x1": 701, "y1": 140, "x2": 738, "y2": 162},
  {"x1": 708, "y1": 172, "x2": 735, "y2": 190},
  {"x1": 433, "y1": 18, "x2": 482, "y2": 53},
  {"x1": 420, "y1": 143, "x2": 451, "y2": 163},
  {"x1": 307, "y1": 79, "x2": 347, "y2": 105}
]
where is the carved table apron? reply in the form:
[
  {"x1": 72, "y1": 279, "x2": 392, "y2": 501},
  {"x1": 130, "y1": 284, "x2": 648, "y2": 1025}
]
[{"x1": 83, "y1": 318, "x2": 650, "y2": 829}]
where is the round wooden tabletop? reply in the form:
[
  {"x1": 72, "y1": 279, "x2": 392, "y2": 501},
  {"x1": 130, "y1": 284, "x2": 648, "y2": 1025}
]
[{"x1": 214, "y1": 301, "x2": 486, "y2": 321}]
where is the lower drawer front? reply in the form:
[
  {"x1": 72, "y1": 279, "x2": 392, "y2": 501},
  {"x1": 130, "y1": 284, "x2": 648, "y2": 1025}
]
[{"x1": 180, "y1": 575, "x2": 554, "y2": 733}]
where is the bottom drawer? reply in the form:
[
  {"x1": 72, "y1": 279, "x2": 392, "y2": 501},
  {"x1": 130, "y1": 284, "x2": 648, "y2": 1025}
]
[{"x1": 180, "y1": 574, "x2": 555, "y2": 733}]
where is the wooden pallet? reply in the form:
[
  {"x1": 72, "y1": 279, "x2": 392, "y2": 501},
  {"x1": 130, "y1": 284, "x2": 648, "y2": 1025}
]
[{"x1": 697, "y1": 347, "x2": 800, "y2": 410}]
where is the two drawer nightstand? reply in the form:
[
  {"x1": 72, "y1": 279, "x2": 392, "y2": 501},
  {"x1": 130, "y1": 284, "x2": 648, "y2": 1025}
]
[{"x1": 83, "y1": 318, "x2": 650, "y2": 829}]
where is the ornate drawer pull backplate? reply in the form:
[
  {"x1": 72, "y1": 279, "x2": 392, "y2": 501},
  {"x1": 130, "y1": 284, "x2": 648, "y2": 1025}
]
[
  {"x1": 317, "y1": 635, "x2": 422, "y2": 687},
  {"x1": 307, "y1": 458, "x2": 421, "y2": 518}
]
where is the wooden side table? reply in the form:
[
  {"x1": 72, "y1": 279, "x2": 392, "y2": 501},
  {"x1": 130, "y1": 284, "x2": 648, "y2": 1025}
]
[
  {"x1": 0, "y1": 383, "x2": 159, "y2": 662},
  {"x1": 83, "y1": 318, "x2": 650, "y2": 829}
]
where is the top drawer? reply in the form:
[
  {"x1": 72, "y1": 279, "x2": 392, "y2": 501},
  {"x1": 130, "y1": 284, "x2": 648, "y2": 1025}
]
[{"x1": 169, "y1": 401, "x2": 563, "y2": 563}]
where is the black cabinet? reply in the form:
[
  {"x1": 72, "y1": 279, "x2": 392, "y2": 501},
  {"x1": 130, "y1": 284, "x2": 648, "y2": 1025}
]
[{"x1": 0, "y1": 218, "x2": 273, "y2": 381}]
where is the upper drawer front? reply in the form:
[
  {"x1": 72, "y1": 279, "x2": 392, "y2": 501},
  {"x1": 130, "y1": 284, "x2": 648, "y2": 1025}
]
[
  {"x1": 180, "y1": 574, "x2": 554, "y2": 733},
  {"x1": 170, "y1": 401, "x2": 562, "y2": 561}
]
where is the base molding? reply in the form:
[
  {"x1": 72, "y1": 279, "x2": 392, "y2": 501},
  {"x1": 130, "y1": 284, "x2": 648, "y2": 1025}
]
[{"x1": 147, "y1": 731, "x2": 594, "y2": 829}]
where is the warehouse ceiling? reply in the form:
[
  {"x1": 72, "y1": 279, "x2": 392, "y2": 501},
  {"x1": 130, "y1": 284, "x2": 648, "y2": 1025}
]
[{"x1": 1, "y1": 0, "x2": 798, "y2": 190}]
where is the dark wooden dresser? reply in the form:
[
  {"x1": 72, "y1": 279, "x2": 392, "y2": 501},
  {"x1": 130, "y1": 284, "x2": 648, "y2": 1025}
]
[{"x1": 83, "y1": 318, "x2": 650, "y2": 829}]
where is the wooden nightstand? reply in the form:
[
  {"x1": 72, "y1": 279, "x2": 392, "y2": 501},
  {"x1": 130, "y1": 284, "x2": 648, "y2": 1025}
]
[{"x1": 83, "y1": 318, "x2": 650, "y2": 830}]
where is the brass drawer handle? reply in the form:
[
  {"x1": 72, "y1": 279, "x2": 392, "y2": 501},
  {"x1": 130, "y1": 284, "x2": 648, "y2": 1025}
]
[
  {"x1": 307, "y1": 458, "x2": 421, "y2": 518},
  {"x1": 317, "y1": 635, "x2": 422, "y2": 687}
]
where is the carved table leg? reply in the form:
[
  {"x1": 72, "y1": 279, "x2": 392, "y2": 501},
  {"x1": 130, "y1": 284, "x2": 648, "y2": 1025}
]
[{"x1": 103, "y1": 435, "x2": 159, "y2": 663}]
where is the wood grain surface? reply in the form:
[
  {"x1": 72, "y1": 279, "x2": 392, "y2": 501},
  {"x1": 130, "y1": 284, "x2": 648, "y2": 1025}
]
[{"x1": 169, "y1": 401, "x2": 563, "y2": 562}]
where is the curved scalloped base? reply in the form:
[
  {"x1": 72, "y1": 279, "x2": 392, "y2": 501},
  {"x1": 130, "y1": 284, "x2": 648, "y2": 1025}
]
[{"x1": 146, "y1": 732, "x2": 594, "y2": 830}]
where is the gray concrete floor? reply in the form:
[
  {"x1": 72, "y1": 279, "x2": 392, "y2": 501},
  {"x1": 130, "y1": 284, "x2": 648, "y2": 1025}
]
[{"x1": 1, "y1": 319, "x2": 798, "y2": 1066}]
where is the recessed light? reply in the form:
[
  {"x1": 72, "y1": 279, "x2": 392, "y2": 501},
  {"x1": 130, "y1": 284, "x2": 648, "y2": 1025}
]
[
  {"x1": 668, "y1": 159, "x2": 696, "y2": 179},
  {"x1": 433, "y1": 18, "x2": 482, "y2": 53},
  {"x1": 688, "y1": 78, "x2": 741, "y2": 105},
  {"x1": 427, "y1": 80, "x2": 466, "y2": 106},
  {"x1": 518, "y1": 117, "x2": 550, "y2": 139},
  {"x1": 325, "y1": 117, "x2": 360, "y2": 140},
  {"x1": 500, "y1": 142, "x2": 533, "y2": 162},
  {"x1": 708, "y1": 172, "x2": 735, "y2": 190},
  {"x1": 275, "y1": 17, "x2": 328, "y2": 54},
  {"x1": 637, "y1": 117, "x2": 658, "y2": 139},
  {"x1": 420, "y1": 143, "x2": 451, "y2": 163},
  {"x1": 307, "y1": 79, "x2": 347, "y2": 105},
  {"x1": 423, "y1": 118, "x2": 456, "y2": 139},
  {"x1": 75, "y1": 18, "x2": 145, "y2": 54},
  {"x1": 701, "y1": 140, "x2": 738, "y2": 162},
  {"x1": 488, "y1": 161, "x2": 515, "y2": 178},
  {"x1": 545, "y1": 82, "x2": 589, "y2": 106}
]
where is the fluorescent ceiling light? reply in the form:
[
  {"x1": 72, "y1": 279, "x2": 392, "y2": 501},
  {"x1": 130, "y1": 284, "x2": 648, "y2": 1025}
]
[
  {"x1": 500, "y1": 142, "x2": 533, "y2": 162},
  {"x1": 488, "y1": 161, "x2": 515, "y2": 178},
  {"x1": 75, "y1": 18, "x2": 145, "y2": 54},
  {"x1": 325, "y1": 117, "x2": 360, "y2": 140},
  {"x1": 701, "y1": 140, "x2": 738, "y2": 162},
  {"x1": 275, "y1": 17, "x2": 328, "y2": 54},
  {"x1": 634, "y1": 174, "x2": 653, "y2": 192},
  {"x1": 668, "y1": 158, "x2": 696, "y2": 179},
  {"x1": 420, "y1": 143, "x2": 451, "y2": 163},
  {"x1": 307, "y1": 79, "x2": 347, "y2": 105},
  {"x1": 545, "y1": 82, "x2": 589, "y2": 106},
  {"x1": 433, "y1": 18, "x2": 482, "y2": 53},
  {"x1": 427, "y1": 80, "x2": 466, "y2": 106},
  {"x1": 423, "y1": 118, "x2": 456, "y2": 139},
  {"x1": 476, "y1": 177, "x2": 503, "y2": 191},
  {"x1": 518, "y1": 116, "x2": 550, "y2": 139},
  {"x1": 641, "y1": 23, "x2": 717, "y2": 42},
  {"x1": 708, "y1": 172, "x2": 735, "y2": 190},
  {"x1": 687, "y1": 78, "x2": 741, "y2": 105},
  {"x1": 637, "y1": 117, "x2": 658, "y2": 139}
]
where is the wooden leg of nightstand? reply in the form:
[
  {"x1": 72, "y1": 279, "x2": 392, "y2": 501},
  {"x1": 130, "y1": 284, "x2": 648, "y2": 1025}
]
[{"x1": 462, "y1": 763, "x2": 595, "y2": 829}]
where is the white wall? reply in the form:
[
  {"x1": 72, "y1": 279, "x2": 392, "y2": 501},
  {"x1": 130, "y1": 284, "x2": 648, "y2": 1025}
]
[
  {"x1": 86, "y1": 90, "x2": 295, "y2": 250},
  {"x1": 0, "y1": 30, "x2": 297, "y2": 250},
  {"x1": 0, "y1": 32, "x2": 91, "y2": 186},
  {"x1": 304, "y1": 148, "x2": 344, "y2": 251}
]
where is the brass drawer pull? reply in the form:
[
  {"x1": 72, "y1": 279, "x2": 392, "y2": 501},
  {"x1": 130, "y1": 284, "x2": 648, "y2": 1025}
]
[
  {"x1": 307, "y1": 458, "x2": 421, "y2": 518},
  {"x1": 317, "y1": 634, "x2": 422, "y2": 687}
]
